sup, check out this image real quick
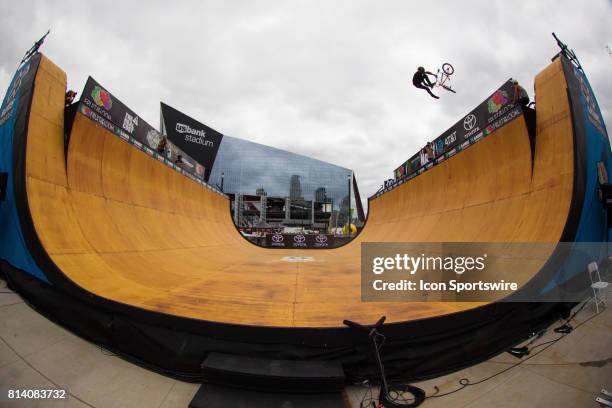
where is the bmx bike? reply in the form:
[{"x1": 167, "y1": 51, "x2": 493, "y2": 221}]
[{"x1": 434, "y1": 62, "x2": 456, "y2": 94}]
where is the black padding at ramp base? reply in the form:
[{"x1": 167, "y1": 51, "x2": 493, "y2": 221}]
[
  {"x1": 202, "y1": 352, "x2": 345, "y2": 393},
  {"x1": 189, "y1": 383, "x2": 346, "y2": 408},
  {"x1": 0, "y1": 172, "x2": 7, "y2": 201}
]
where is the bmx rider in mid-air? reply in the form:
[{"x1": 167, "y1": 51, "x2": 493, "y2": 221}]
[{"x1": 413, "y1": 66, "x2": 439, "y2": 99}]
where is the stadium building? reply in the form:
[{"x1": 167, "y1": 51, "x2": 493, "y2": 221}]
[{"x1": 160, "y1": 103, "x2": 365, "y2": 232}]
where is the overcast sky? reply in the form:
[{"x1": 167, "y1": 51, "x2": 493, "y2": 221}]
[{"x1": 1, "y1": 0, "x2": 611, "y2": 201}]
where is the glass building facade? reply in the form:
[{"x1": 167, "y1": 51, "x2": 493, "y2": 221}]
[{"x1": 208, "y1": 135, "x2": 362, "y2": 220}]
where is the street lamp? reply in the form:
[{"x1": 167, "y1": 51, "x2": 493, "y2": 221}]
[
  {"x1": 220, "y1": 172, "x2": 225, "y2": 192},
  {"x1": 347, "y1": 174, "x2": 351, "y2": 236}
]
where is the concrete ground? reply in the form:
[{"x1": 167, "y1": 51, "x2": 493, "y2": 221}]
[{"x1": 1, "y1": 277, "x2": 610, "y2": 408}]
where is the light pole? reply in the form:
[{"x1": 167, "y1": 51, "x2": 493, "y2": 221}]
[
  {"x1": 347, "y1": 174, "x2": 351, "y2": 236},
  {"x1": 220, "y1": 172, "x2": 224, "y2": 192}
]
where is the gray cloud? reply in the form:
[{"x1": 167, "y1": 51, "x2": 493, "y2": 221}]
[{"x1": 1, "y1": 0, "x2": 611, "y2": 205}]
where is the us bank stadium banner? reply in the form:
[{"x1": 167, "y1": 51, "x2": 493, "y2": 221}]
[
  {"x1": 394, "y1": 80, "x2": 523, "y2": 180},
  {"x1": 265, "y1": 233, "x2": 335, "y2": 249},
  {"x1": 78, "y1": 77, "x2": 206, "y2": 182},
  {"x1": 160, "y1": 102, "x2": 223, "y2": 182}
]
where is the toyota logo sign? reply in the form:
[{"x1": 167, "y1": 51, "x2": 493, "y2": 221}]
[
  {"x1": 463, "y1": 114, "x2": 477, "y2": 131},
  {"x1": 294, "y1": 234, "x2": 306, "y2": 243},
  {"x1": 271, "y1": 234, "x2": 284, "y2": 243},
  {"x1": 315, "y1": 235, "x2": 328, "y2": 243}
]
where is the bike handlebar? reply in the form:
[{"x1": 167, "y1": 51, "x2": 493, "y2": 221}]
[
  {"x1": 21, "y1": 30, "x2": 50, "y2": 64},
  {"x1": 551, "y1": 32, "x2": 581, "y2": 70},
  {"x1": 552, "y1": 32, "x2": 566, "y2": 50}
]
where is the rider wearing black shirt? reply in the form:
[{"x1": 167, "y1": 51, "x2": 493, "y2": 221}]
[{"x1": 413, "y1": 67, "x2": 439, "y2": 99}]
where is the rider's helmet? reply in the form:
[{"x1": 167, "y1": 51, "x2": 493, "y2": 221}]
[
  {"x1": 512, "y1": 79, "x2": 518, "y2": 85},
  {"x1": 417, "y1": 66, "x2": 425, "y2": 72}
]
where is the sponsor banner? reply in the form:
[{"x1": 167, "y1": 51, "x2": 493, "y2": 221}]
[
  {"x1": 265, "y1": 234, "x2": 335, "y2": 248},
  {"x1": 394, "y1": 80, "x2": 522, "y2": 180},
  {"x1": 383, "y1": 179, "x2": 395, "y2": 189},
  {"x1": 160, "y1": 102, "x2": 223, "y2": 182},
  {"x1": 0, "y1": 58, "x2": 37, "y2": 127},
  {"x1": 162, "y1": 141, "x2": 206, "y2": 178},
  {"x1": 566, "y1": 59, "x2": 607, "y2": 139},
  {"x1": 560, "y1": 54, "x2": 611, "y2": 245},
  {"x1": 407, "y1": 153, "x2": 421, "y2": 175},
  {"x1": 0, "y1": 54, "x2": 52, "y2": 282},
  {"x1": 81, "y1": 76, "x2": 150, "y2": 145},
  {"x1": 482, "y1": 105, "x2": 522, "y2": 137},
  {"x1": 78, "y1": 77, "x2": 208, "y2": 183},
  {"x1": 395, "y1": 164, "x2": 405, "y2": 179}
]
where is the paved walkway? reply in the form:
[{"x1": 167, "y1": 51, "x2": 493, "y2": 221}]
[{"x1": 1, "y1": 277, "x2": 610, "y2": 408}]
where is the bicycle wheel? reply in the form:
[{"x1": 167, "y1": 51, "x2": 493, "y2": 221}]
[{"x1": 442, "y1": 63, "x2": 454, "y2": 75}]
